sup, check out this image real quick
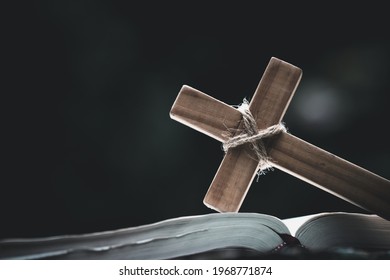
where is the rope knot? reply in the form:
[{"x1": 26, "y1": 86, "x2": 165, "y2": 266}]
[{"x1": 222, "y1": 99, "x2": 287, "y2": 175}]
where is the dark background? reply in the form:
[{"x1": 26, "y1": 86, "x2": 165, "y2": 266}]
[{"x1": 2, "y1": 1, "x2": 390, "y2": 239}]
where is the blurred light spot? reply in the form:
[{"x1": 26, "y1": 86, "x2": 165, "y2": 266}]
[{"x1": 291, "y1": 80, "x2": 349, "y2": 133}]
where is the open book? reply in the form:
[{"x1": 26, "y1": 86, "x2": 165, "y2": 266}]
[{"x1": 1, "y1": 212, "x2": 390, "y2": 259}]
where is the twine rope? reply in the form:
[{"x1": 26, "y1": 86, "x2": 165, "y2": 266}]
[{"x1": 222, "y1": 99, "x2": 287, "y2": 174}]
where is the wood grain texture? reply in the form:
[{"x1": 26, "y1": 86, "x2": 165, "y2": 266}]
[
  {"x1": 269, "y1": 133, "x2": 390, "y2": 220},
  {"x1": 170, "y1": 85, "x2": 241, "y2": 142},
  {"x1": 249, "y1": 57, "x2": 302, "y2": 128},
  {"x1": 203, "y1": 144, "x2": 259, "y2": 212},
  {"x1": 204, "y1": 58, "x2": 302, "y2": 212}
]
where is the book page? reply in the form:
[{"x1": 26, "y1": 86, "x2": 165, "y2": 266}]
[
  {"x1": 282, "y1": 213, "x2": 321, "y2": 236},
  {"x1": 293, "y1": 212, "x2": 390, "y2": 251},
  {"x1": 0, "y1": 213, "x2": 291, "y2": 259}
]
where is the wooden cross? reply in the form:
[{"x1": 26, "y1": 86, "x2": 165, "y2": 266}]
[{"x1": 170, "y1": 57, "x2": 390, "y2": 219}]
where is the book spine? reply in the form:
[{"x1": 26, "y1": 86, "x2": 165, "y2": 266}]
[{"x1": 271, "y1": 234, "x2": 305, "y2": 253}]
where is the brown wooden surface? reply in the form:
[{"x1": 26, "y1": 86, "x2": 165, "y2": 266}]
[
  {"x1": 249, "y1": 57, "x2": 302, "y2": 129},
  {"x1": 206, "y1": 58, "x2": 302, "y2": 212},
  {"x1": 269, "y1": 133, "x2": 390, "y2": 219},
  {"x1": 170, "y1": 57, "x2": 390, "y2": 217},
  {"x1": 170, "y1": 85, "x2": 241, "y2": 142}
]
